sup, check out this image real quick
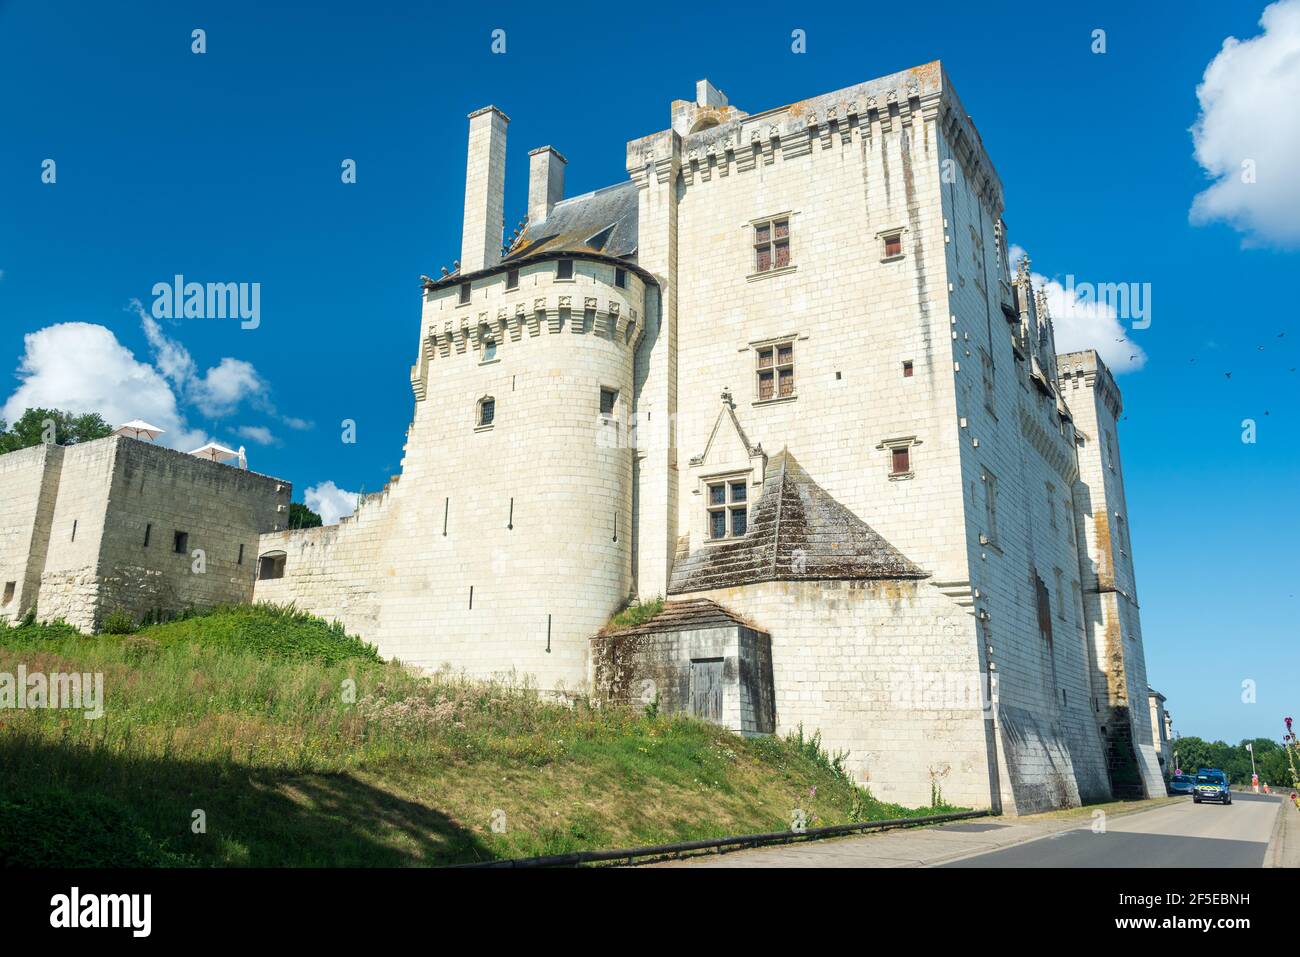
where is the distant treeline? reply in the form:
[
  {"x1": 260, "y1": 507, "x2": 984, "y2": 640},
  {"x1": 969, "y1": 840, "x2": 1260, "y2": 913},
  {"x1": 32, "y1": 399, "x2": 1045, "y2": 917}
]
[{"x1": 1173, "y1": 735, "x2": 1295, "y2": 788}]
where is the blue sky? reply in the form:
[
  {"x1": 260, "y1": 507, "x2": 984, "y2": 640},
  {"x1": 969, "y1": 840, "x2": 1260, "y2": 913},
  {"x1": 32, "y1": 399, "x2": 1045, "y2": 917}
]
[{"x1": 1, "y1": 1, "x2": 1296, "y2": 746}]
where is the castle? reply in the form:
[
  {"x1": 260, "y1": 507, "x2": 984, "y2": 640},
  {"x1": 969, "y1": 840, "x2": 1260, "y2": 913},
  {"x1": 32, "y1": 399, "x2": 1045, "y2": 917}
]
[{"x1": 0, "y1": 63, "x2": 1165, "y2": 814}]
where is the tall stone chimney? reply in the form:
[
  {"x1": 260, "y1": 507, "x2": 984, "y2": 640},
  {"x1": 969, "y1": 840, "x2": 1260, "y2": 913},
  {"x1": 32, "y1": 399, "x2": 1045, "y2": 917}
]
[
  {"x1": 527, "y1": 146, "x2": 566, "y2": 225},
  {"x1": 460, "y1": 105, "x2": 509, "y2": 274}
]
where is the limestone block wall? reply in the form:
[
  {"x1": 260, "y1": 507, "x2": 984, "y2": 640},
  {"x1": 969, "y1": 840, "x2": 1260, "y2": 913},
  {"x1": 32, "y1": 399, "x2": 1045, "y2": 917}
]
[
  {"x1": 939, "y1": 138, "x2": 1112, "y2": 806},
  {"x1": 93, "y1": 438, "x2": 290, "y2": 627},
  {"x1": 591, "y1": 623, "x2": 775, "y2": 735},
  {"x1": 0, "y1": 443, "x2": 63, "y2": 624},
  {"x1": 671, "y1": 67, "x2": 972, "y2": 597},
  {"x1": 1058, "y1": 351, "x2": 1163, "y2": 798},
  {"x1": 13, "y1": 437, "x2": 289, "y2": 631},
  {"x1": 688, "y1": 578, "x2": 995, "y2": 810},
  {"x1": 258, "y1": 261, "x2": 644, "y2": 692},
  {"x1": 36, "y1": 440, "x2": 118, "y2": 630}
]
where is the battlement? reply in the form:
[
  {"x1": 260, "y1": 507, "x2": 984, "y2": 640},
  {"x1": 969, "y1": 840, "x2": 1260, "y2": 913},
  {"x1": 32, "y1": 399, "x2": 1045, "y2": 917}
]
[
  {"x1": 412, "y1": 257, "x2": 647, "y2": 401},
  {"x1": 627, "y1": 61, "x2": 1004, "y2": 215}
]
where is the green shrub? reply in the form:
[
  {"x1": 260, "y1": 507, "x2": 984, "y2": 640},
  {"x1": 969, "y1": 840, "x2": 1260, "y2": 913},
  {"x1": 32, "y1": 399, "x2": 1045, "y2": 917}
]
[
  {"x1": 604, "y1": 596, "x2": 664, "y2": 632},
  {"x1": 101, "y1": 609, "x2": 136, "y2": 635}
]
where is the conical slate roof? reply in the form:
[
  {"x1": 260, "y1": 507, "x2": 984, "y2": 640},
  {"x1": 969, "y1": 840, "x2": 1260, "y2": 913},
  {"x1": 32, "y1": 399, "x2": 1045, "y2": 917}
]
[{"x1": 668, "y1": 449, "x2": 927, "y2": 594}]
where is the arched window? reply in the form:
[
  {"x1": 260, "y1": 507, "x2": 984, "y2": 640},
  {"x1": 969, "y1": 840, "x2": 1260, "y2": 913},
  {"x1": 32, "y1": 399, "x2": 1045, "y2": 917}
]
[
  {"x1": 476, "y1": 395, "x2": 496, "y2": 429},
  {"x1": 257, "y1": 550, "x2": 287, "y2": 580}
]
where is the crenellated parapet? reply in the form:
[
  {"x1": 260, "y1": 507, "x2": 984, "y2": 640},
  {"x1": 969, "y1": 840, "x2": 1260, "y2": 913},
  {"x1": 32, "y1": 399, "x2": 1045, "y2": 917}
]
[
  {"x1": 625, "y1": 60, "x2": 1005, "y2": 217},
  {"x1": 411, "y1": 259, "x2": 646, "y2": 402}
]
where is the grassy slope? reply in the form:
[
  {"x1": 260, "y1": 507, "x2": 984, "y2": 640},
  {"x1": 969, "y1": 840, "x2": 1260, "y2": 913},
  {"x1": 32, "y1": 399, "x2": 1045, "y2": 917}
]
[{"x1": 0, "y1": 606, "x2": 958, "y2": 866}]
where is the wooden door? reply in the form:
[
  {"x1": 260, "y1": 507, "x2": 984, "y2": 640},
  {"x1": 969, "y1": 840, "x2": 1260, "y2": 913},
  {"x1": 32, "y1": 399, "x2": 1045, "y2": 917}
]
[{"x1": 689, "y1": 659, "x2": 723, "y2": 722}]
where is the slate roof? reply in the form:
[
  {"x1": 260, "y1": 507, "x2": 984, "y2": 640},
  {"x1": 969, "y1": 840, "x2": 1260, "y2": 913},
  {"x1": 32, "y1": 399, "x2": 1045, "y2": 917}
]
[
  {"x1": 505, "y1": 180, "x2": 639, "y2": 263},
  {"x1": 600, "y1": 598, "x2": 757, "y2": 638},
  {"x1": 668, "y1": 449, "x2": 927, "y2": 594}
]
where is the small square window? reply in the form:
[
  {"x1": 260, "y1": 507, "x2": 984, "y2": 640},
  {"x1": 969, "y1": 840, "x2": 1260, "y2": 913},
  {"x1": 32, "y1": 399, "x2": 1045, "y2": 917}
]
[
  {"x1": 600, "y1": 387, "x2": 618, "y2": 416},
  {"x1": 706, "y1": 479, "x2": 749, "y2": 541},
  {"x1": 482, "y1": 338, "x2": 497, "y2": 362},
  {"x1": 883, "y1": 232, "x2": 903, "y2": 258},
  {"x1": 615, "y1": 268, "x2": 627, "y2": 289},
  {"x1": 458, "y1": 283, "x2": 471, "y2": 305},
  {"x1": 903, "y1": 360, "x2": 914, "y2": 378},
  {"x1": 173, "y1": 531, "x2": 189, "y2": 554},
  {"x1": 556, "y1": 259, "x2": 573, "y2": 280},
  {"x1": 506, "y1": 269, "x2": 519, "y2": 290}
]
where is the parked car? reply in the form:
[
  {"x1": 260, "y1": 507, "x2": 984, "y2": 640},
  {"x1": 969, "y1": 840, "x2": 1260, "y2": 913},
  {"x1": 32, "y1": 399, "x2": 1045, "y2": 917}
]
[
  {"x1": 1168, "y1": 773, "x2": 1195, "y2": 795},
  {"x1": 1193, "y1": 770, "x2": 1232, "y2": 805}
]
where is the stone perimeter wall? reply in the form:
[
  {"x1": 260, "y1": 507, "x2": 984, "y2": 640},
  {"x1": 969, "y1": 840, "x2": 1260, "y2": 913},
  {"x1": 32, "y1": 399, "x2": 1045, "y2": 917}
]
[
  {"x1": 255, "y1": 262, "x2": 646, "y2": 692},
  {"x1": 0, "y1": 436, "x2": 289, "y2": 632}
]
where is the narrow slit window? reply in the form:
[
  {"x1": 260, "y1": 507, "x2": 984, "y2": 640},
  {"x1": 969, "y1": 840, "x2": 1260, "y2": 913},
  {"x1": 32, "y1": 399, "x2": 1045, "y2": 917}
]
[{"x1": 143, "y1": 523, "x2": 151, "y2": 547}]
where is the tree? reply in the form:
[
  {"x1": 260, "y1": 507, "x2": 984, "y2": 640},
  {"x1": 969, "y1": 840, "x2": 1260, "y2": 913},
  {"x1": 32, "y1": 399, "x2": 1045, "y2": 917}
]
[
  {"x1": 0, "y1": 408, "x2": 114, "y2": 453},
  {"x1": 288, "y1": 502, "x2": 322, "y2": 529}
]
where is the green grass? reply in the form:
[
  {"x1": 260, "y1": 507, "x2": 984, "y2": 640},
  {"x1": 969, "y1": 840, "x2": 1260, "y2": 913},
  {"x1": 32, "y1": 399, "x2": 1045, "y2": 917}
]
[
  {"x1": 603, "y1": 596, "x2": 664, "y2": 633},
  {"x1": 0, "y1": 605, "x2": 959, "y2": 866}
]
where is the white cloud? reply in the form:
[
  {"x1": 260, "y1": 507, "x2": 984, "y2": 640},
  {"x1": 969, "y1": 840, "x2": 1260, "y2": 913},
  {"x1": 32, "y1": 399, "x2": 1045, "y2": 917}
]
[
  {"x1": 1, "y1": 322, "x2": 208, "y2": 450},
  {"x1": 1008, "y1": 245, "x2": 1147, "y2": 374},
  {"x1": 133, "y1": 301, "x2": 270, "y2": 418},
  {"x1": 235, "y1": 424, "x2": 277, "y2": 445},
  {"x1": 192, "y1": 358, "x2": 267, "y2": 418},
  {"x1": 1190, "y1": 0, "x2": 1300, "y2": 246},
  {"x1": 303, "y1": 481, "x2": 359, "y2": 525}
]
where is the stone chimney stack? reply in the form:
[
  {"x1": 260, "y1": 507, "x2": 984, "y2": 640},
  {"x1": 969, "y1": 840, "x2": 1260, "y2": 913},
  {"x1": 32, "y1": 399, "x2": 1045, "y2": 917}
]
[
  {"x1": 527, "y1": 146, "x2": 567, "y2": 225},
  {"x1": 460, "y1": 105, "x2": 509, "y2": 274}
]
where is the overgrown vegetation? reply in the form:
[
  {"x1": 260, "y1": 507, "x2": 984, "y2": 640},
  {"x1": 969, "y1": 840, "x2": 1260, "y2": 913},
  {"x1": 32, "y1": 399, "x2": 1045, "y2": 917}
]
[
  {"x1": 0, "y1": 605, "x2": 956, "y2": 866},
  {"x1": 603, "y1": 596, "x2": 664, "y2": 633}
]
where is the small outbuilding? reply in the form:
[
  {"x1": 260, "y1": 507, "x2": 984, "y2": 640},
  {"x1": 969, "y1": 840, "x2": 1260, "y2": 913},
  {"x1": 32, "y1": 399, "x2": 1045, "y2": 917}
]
[{"x1": 592, "y1": 598, "x2": 775, "y2": 736}]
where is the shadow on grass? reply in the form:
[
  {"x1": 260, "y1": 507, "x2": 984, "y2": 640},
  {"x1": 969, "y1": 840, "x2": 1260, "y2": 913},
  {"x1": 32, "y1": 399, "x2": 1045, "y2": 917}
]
[{"x1": 0, "y1": 734, "x2": 493, "y2": 867}]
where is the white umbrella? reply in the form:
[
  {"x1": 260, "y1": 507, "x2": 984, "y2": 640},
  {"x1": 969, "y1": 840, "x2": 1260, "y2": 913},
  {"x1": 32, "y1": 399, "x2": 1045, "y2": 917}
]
[
  {"x1": 113, "y1": 419, "x2": 166, "y2": 441},
  {"x1": 188, "y1": 441, "x2": 240, "y2": 463}
]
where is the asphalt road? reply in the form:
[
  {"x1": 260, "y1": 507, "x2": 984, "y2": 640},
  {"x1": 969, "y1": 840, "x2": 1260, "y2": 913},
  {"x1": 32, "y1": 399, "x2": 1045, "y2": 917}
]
[{"x1": 944, "y1": 792, "x2": 1282, "y2": 868}]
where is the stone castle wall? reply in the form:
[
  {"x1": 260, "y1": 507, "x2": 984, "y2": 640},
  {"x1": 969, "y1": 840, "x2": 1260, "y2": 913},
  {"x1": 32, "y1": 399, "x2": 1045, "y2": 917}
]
[
  {"x1": 255, "y1": 261, "x2": 646, "y2": 691},
  {"x1": 0, "y1": 436, "x2": 289, "y2": 632}
]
